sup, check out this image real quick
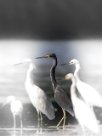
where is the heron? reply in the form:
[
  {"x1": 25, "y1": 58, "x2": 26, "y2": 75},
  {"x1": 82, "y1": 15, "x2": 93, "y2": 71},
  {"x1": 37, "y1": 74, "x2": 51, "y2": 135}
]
[
  {"x1": 67, "y1": 59, "x2": 102, "y2": 108},
  {"x1": 14, "y1": 59, "x2": 55, "y2": 132},
  {"x1": 2, "y1": 96, "x2": 23, "y2": 135},
  {"x1": 36, "y1": 53, "x2": 74, "y2": 129},
  {"x1": 65, "y1": 73, "x2": 99, "y2": 135}
]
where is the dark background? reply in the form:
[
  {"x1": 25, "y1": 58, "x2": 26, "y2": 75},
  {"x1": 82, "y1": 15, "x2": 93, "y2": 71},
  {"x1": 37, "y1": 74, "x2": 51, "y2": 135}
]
[{"x1": 0, "y1": 0, "x2": 102, "y2": 39}]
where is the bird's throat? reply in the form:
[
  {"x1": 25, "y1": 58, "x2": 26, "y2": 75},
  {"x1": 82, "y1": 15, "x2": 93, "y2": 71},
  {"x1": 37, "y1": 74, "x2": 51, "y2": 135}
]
[{"x1": 50, "y1": 58, "x2": 57, "y2": 91}]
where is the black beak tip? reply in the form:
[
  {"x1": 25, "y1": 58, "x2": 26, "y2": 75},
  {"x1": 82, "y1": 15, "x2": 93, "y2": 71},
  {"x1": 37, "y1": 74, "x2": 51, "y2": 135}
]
[
  {"x1": 35, "y1": 55, "x2": 49, "y2": 59},
  {"x1": 35, "y1": 57, "x2": 42, "y2": 59},
  {"x1": 61, "y1": 63, "x2": 67, "y2": 66},
  {"x1": 35, "y1": 57, "x2": 38, "y2": 59}
]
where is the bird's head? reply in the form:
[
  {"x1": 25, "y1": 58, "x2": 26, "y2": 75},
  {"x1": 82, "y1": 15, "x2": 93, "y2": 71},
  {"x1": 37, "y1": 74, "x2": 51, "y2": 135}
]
[
  {"x1": 61, "y1": 59, "x2": 79, "y2": 66},
  {"x1": 7, "y1": 96, "x2": 15, "y2": 103},
  {"x1": 35, "y1": 53, "x2": 57, "y2": 59},
  {"x1": 2, "y1": 96, "x2": 16, "y2": 107},
  {"x1": 69, "y1": 59, "x2": 79, "y2": 65},
  {"x1": 65, "y1": 73, "x2": 74, "y2": 80}
]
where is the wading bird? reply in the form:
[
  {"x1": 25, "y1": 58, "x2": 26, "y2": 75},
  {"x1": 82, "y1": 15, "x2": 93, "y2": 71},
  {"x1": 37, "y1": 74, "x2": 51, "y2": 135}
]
[
  {"x1": 65, "y1": 73, "x2": 99, "y2": 135},
  {"x1": 14, "y1": 59, "x2": 55, "y2": 132},
  {"x1": 2, "y1": 96, "x2": 23, "y2": 135},
  {"x1": 68, "y1": 59, "x2": 102, "y2": 107},
  {"x1": 36, "y1": 53, "x2": 74, "y2": 129}
]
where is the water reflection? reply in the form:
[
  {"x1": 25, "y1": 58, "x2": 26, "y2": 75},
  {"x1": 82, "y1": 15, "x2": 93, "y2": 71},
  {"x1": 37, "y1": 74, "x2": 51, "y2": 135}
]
[
  {"x1": 0, "y1": 125, "x2": 79, "y2": 136},
  {"x1": 1, "y1": 124, "x2": 102, "y2": 136}
]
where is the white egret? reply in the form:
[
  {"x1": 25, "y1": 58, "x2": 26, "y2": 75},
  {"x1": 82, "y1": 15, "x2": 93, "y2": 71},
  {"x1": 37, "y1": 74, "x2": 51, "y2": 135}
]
[
  {"x1": 65, "y1": 73, "x2": 99, "y2": 135},
  {"x1": 3, "y1": 96, "x2": 23, "y2": 135},
  {"x1": 36, "y1": 53, "x2": 74, "y2": 129},
  {"x1": 15, "y1": 59, "x2": 55, "y2": 132},
  {"x1": 69, "y1": 59, "x2": 102, "y2": 107}
]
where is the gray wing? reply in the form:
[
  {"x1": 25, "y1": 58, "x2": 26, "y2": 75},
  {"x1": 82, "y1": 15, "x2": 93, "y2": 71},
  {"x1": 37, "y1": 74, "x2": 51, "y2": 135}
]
[
  {"x1": 27, "y1": 85, "x2": 55, "y2": 120},
  {"x1": 54, "y1": 85, "x2": 74, "y2": 117},
  {"x1": 44, "y1": 97, "x2": 55, "y2": 120},
  {"x1": 34, "y1": 85, "x2": 55, "y2": 120}
]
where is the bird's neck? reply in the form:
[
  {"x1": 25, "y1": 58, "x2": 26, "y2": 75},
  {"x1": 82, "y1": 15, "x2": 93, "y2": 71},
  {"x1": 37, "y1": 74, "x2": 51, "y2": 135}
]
[
  {"x1": 74, "y1": 63, "x2": 80, "y2": 81},
  {"x1": 70, "y1": 77, "x2": 76, "y2": 98},
  {"x1": 26, "y1": 63, "x2": 34, "y2": 85},
  {"x1": 50, "y1": 58, "x2": 57, "y2": 91}
]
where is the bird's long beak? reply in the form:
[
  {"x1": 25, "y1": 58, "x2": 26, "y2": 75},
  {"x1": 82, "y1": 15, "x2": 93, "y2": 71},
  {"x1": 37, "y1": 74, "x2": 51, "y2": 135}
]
[
  {"x1": 35, "y1": 55, "x2": 50, "y2": 59},
  {"x1": 69, "y1": 61, "x2": 72, "y2": 65},
  {"x1": 64, "y1": 75, "x2": 67, "y2": 80},
  {"x1": 13, "y1": 58, "x2": 32, "y2": 66},
  {"x1": 61, "y1": 63, "x2": 67, "y2": 66},
  {"x1": 61, "y1": 61, "x2": 72, "y2": 66},
  {"x1": 57, "y1": 78, "x2": 65, "y2": 81},
  {"x1": 13, "y1": 62, "x2": 23, "y2": 66}
]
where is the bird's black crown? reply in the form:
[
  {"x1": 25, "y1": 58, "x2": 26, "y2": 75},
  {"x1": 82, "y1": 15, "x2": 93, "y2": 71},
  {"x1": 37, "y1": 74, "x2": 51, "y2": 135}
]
[{"x1": 48, "y1": 53, "x2": 56, "y2": 58}]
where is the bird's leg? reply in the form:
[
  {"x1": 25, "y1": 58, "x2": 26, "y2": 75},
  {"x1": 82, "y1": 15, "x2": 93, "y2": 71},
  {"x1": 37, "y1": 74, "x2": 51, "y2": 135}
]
[
  {"x1": 81, "y1": 125, "x2": 86, "y2": 136},
  {"x1": 56, "y1": 108, "x2": 65, "y2": 129},
  {"x1": 37, "y1": 111, "x2": 40, "y2": 133},
  {"x1": 13, "y1": 114, "x2": 16, "y2": 136},
  {"x1": 62, "y1": 109, "x2": 66, "y2": 129},
  {"x1": 40, "y1": 112, "x2": 43, "y2": 127},
  {"x1": 56, "y1": 116, "x2": 64, "y2": 128},
  {"x1": 20, "y1": 113, "x2": 23, "y2": 136},
  {"x1": 40, "y1": 112, "x2": 43, "y2": 133}
]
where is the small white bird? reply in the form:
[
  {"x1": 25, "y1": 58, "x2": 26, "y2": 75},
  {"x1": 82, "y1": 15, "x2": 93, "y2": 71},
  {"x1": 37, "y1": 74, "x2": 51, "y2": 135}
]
[
  {"x1": 69, "y1": 59, "x2": 102, "y2": 107},
  {"x1": 2, "y1": 96, "x2": 23, "y2": 134},
  {"x1": 14, "y1": 59, "x2": 55, "y2": 132},
  {"x1": 65, "y1": 73, "x2": 99, "y2": 135}
]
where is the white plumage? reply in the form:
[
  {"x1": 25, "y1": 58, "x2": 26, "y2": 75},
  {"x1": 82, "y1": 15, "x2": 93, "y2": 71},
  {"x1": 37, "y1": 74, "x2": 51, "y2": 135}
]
[
  {"x1": 65, "y1": 73, "x2": 99, "y2": 134},
  {"x1": 69, "y1": 59, "x2": 102, "y2": 107},
  {"x1": 76, "y1": 80, "x2": 102, "y2": 107},
  {"x1": 3, "y1": 96, "x2": 23, "y2": 134},
  {"x1": 10, "y1": 99, "x2": 23, "y2": 115}
]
